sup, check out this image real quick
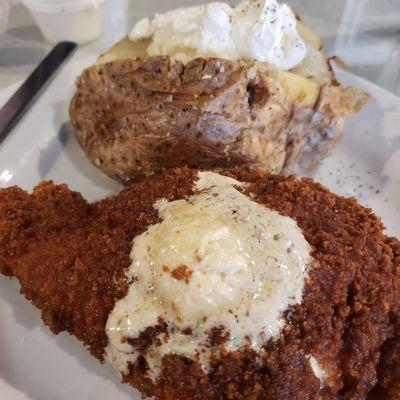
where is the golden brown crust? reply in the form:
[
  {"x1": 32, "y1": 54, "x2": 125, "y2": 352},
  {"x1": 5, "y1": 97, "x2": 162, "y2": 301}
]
[
  {"x1": 0, "y1": 171, "x2": 196, "y2": 359},
  {"x1": 0, "y1": 168, "x2": 398, "y2": 399}
]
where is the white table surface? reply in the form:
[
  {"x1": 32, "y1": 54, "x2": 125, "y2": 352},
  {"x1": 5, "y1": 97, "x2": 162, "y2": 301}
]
[{"x1": 0, "y1": 0, "x2": 399, "y2": 96}]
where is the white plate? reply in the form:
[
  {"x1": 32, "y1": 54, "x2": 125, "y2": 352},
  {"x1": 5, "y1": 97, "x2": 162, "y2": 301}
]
[{"x1": 0, "y1": 53, "x2": 399, "y2": 400}]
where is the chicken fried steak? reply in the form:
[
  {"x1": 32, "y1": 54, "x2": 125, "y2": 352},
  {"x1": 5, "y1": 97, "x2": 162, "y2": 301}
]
[{"x1": 0, "y1": 168, "x2": 399, "y2": 400}]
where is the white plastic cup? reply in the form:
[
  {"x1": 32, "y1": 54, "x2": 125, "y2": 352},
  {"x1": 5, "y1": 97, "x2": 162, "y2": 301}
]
[{"x1": 22, "y1": 0, "x2": 105, "y2": 45}]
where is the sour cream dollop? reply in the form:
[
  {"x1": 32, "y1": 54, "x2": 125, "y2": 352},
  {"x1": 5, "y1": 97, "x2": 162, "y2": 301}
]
[
  {"x1": 129, "y1": 0, "x2": 306, "y2": 70},
  {"x1": 106, "y1": 172, "x2": 312, "y2": 380}
]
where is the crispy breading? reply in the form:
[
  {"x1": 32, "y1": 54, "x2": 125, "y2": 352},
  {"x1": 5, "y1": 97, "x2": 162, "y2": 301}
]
[{"x1": 0, "y1": 168, "x2": 399, "y2": 399}]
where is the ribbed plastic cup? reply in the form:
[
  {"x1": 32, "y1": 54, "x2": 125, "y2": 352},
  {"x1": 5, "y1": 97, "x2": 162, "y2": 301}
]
[{"x1": 22, "y1": 0, "x2": 105, "y2": 45}]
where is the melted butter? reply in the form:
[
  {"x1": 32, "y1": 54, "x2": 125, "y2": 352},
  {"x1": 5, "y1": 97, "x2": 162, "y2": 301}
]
[{"x1": 106, "y1": 172, "x2": 312, "y2": 380}]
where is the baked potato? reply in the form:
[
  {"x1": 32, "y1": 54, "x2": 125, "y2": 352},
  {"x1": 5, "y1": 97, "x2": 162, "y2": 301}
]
[{"x1": 70, "y1": 20, "x2": 369, "y2": 183}]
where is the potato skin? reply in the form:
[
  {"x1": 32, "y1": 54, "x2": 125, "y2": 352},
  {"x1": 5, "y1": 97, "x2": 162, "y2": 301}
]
[{"x1": 70, "y1": 56, "x2": 362, "y2": 182}]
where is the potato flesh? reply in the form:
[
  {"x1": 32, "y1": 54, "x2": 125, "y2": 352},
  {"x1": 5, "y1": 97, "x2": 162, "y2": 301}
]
[
  {"x1": 278, "y1": 71, "x2": 319, "y2": 109},
  {"x1": 296, "y1": 21, "x2": 323, "y2": 50},
  {"x1": 97, "y1": 38, "x2": 149, "y2": 64}
]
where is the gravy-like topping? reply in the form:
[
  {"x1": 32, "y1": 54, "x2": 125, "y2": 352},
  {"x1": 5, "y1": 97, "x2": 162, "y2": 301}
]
[{"x1": 106, "y1": 172, "x2": 312, "y2": 380}]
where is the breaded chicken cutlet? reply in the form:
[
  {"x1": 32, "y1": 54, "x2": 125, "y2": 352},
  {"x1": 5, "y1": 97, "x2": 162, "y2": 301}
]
[{"x1": 0, "y1": 168, "x2": 399, "y2": 400}]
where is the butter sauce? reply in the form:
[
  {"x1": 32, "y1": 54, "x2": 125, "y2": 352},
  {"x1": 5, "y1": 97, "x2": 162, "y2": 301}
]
[{"x1": 106, "y1": 172, "x2": 312, "y2": 380}]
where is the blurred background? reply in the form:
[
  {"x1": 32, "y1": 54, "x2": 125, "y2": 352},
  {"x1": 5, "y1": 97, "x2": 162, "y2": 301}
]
[{"x1": 0, "y1": 0, "x2": 399, "y2": 95}]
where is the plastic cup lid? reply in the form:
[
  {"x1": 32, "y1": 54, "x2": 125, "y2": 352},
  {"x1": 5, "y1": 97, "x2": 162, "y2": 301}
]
[{"x1": 22, "y1": 0, "x2": 104, "y2": 13}]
